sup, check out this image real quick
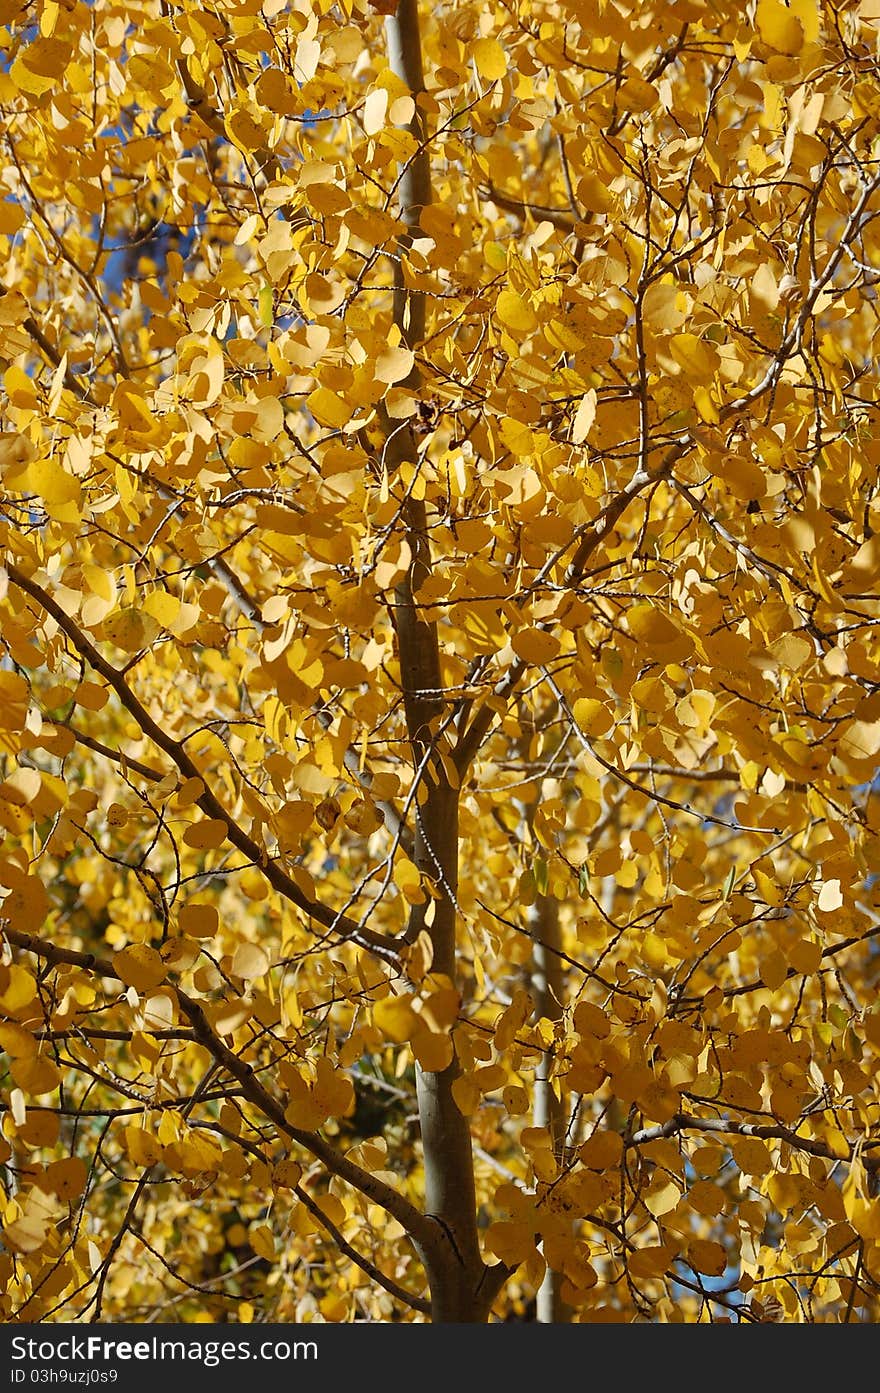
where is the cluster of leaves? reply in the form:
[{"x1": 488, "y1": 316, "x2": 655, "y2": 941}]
[{"x1": 1, "y1": 0, "x2": 880, "y2": 1322}]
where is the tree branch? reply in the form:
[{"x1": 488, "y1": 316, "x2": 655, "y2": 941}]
[
  {"x1": 453, "y1": 447, "x2": 684, "y2": 772},
  {"x1": 6, "y1": 563, "x2": 401, "y2": 967},
  {"x1": 2, "y1": 926, "x2": 440, "y2": 1248},
  {"x1": 627, "y1": 1110, "x2": 878, "y2": 1172},
  {"x1": 480, "y1": 183, "x2": 576, "y2": 233},
  {"x1": 195, "y1": 1120, "x2": 432, "y2": 1315}
]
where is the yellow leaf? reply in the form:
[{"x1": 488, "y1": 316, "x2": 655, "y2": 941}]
[
  {"x1": 753, "y1": 866, "x2": 785, "y2": 908},
  {"x1": 688, "y1": 1239, "x2": 727, "y2": 1276},
  {"x1": 643, "y1": 932, "x2": 668, "y2": 969},
  {"x1": 627, "y1": 604, "x2": 692, "y2": 659},
  {"x1": 499, "y1": 418, "x2": 535, "y2": 457},
  {"x1": 308, "y1": 386, "x2": 351, "y2": 429},
  {"x1": 707, "y1": 453, "x2": 766, "y2": 500},
  {"x1": 175, "y1": 778, "x2": 205, "y2": 809},
  {"x1": 576, "y1": 175, "x2": 614, "y2": 215},
  {"x1": 790, "y1": 0, "x2": 819, "y2": 41},
  {"x1": 225, "y1": 107, "x2": 267, "y2": 153},
  {"x1": 0, "y1": 767, "x2": 42, "y2": 806},
  {"x1": 571, "y1": 389, "x2": 597, "y2": 445},
  {"x1": 231, "y1": 941, "x2": 270, "y2": 981},
  {"x1": 101, "y1": 608, "x2": 159, "y2": 652},
  {"x1": 11, "y1": 1053, "x2": 61, "y2": 1095},
  {"x1": 402, "y1": 929, "x2": 434, "y2": 983},
  {"x1": 669, "y1": 333, "x2": 718, "y2": 379},
  {"x1": 676, "y1": 689, "x2": 715, "y2": 735},
  {"x1": 10, "y1": 1087, "x2": 26, "y2": 1126},
  {"x1": 572, "y1": 698, "x2": 613, "y2": 737},
  {"x1": 182, "y1": 819, "x2": 228, "y2": 851},
  {"x1": 389, "y1": 94, "x2": 415, "y2": 125},
  {"x1": 363, "y1": 86, "x2": 389, "y2": 136},
  {"x1": 313, "y1": 1057, "x2": 355, "y2": 1117},
  {"x1": 10, "y1": 51, "x2": 57, "y2": 97},
  {"x1": 11, "y1": 457, "x2": 82, "y2": 510},
  {"x1": 731, "y1": 1138, "x2": 773, "y2": 1175},
  {"x1": 256, "y1": 395, "x2": 284, "y2": 440},
  {"x1": 496, "y1": 289, "x2": 538, "y2": 335},
  {"x1": 125, "y1": 1127, "x2": 164, "y2": 1167},
  {"x1": 0, "y1": 1022, "x2": 36, "y2": 1058},
  {"x1": 768, "y1": 633, "x2": 813, "y2": 670},
  {"x1": 373, "y1": 993, "x2": 418, "y2": 1043},
  {"x1": 451, "y1": 1073, "x2": 482, "y2": 1115},
  {"x1": 275, "y1": 800, "x2": 314, "y2": 851},
  {"x1": 573, "y1": 1002, "x2": 611, "y2": 1038},
  {"x1": 473, "y1": 37, "x2": 507, "y2": 81},
  {"x1": 511, "y1": 628, "x2": 560, "y2": 665},
  {"x1": 639, "y1": 1079, "x2": 681, "y2": 1123},
  {"x1": 344, "y1": 799, "x2": 383, "y2": 836},
  {"x1": 411, "y1": 1026, "x2": 454, "y2": 1072},
  {"x1": 417, "y1": 976, "x2": 461, "y2": 1031},
  {"x1": 824, "y1": 1129, "x2": 851, "y2": 1160},
  {"x1": 143, "y1": 590, "x2": 181, "y2": 630},
  {"x1": 817, "y1": 879, "x2": 844, "y2": 912},
  {"x1": 838, "y1": 719, "x2": 880, "y2": 765},
  {"x1": 142, "y1": 993, "x2": 174, "y2": 1032},
  {"x1": 642, "y1": 280, "x2": 687, "y2": 330},
  {"x1": 113, "y1": 944, "x2": 167, "y2": 992},
  {"x1": 284, "y1": 1082, "x2": 325, "y2": 1132},
  {"x1": 1, "y1": 875, "x2": 48, "y2": 933},
  {"x1": 486, "y1": 1219, "x2": 537, "y2": 1266},
  {"x1": 494, "y1": 990, "x2": 533, "y2": 1050},
  {"x1": 644, "y1": 1178, "x2": 682, "y2": 1217},
  {"x1": 185, "y1": 348, "x2": 225, "y2": 409},
  {"x1": 114, "y1": 382, "x2": 163, "y2": 439},
  {"x1": 273, "y1": 1160, "x2": 303, "y2": 1189},
  {"x1": 0, "y1": 672, "x2": 28, "y2": 730},
  {"x1": 629, "y1": 1246, "x2": 677, "y2": 1280},
  {"x1": 43, "y1": 1156, "x2": 88, "y2": 1200},
  {"x1": 81, "y1": 565, "x2": 115, "y2": 604},
  {"x1": 0, "y1": 291, "x2": 28, "y2": 326},
  {"x1": 375, "y1": 346, "x2": 415, "y2": 384},
  {"x1": 295, "y1": 34, "x2": 321, "y2": 81},
  {"x1": 503, "y1": 1085, "x2": 528, "y2": 1114},
  {"x1": 789, "y1": 938, "x2": 821, "y2": 975},
  {"x1": 0, "y1": 964, "x2": 37, "y2": 1012},
  {"x1": 3, "y1": 1191, "x2": 59, "y2": 1254},
  {"x1": 178, "y1": 903, "x2": 218, "y2": 938},
  {"x1": 693, "y1": 385, "x2": 720, "y2": 424},
  {"x1": 756, "y1": 0, "x2": 804, "y2": 53},
  {"x1": 393, "y1": 858, "x2": 425, "y2": 904},
  {"x1": 249, "y1": 1223, "x2": 276, "y2": 1262},
  {"x1": 579, "y1": 1130, "x2": 624, "y2": 1169},
  {"x1": 760, "y1": 948, "x2": 787, "y2": 990}
]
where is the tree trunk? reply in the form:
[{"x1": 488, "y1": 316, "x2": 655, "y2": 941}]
[
  {"x1": 528, "y1": 890, "x2": 574, "y2": 1322},
  {"x1": 384, "y1": 0, "x2": 489, "y2": 1322},
  {"x1": 408, "y1": 779, "x2": 486, "y2": 1318}
]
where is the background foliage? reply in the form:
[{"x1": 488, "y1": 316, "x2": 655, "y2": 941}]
[{"x1": 1, "y1": 0, "x2": 880, "y2": 1323}]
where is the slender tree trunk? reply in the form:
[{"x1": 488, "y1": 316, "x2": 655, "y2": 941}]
[
  {"x1": 528, "y1": 892, "x2": 573, "y2": 1322},
  {"x1": 518, "y1": 768, "x2": 573, "y2": 1322},
  {"x1": 384, "y1": 0, "x2": 489, "y2": 1322},
  {"x1": 383, "y1": 0, "x2": 431, "y2": 352}
]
